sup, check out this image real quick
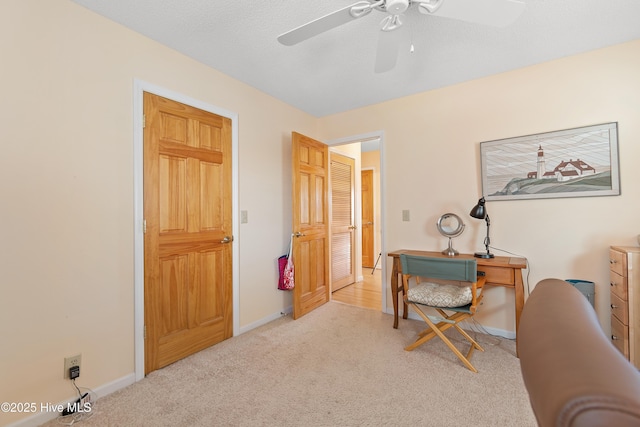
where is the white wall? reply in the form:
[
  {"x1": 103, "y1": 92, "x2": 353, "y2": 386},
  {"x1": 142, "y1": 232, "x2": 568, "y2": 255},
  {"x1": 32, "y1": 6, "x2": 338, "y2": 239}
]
[{"x1": 320, "y1": 39, "x2": 640, "y2": 336}]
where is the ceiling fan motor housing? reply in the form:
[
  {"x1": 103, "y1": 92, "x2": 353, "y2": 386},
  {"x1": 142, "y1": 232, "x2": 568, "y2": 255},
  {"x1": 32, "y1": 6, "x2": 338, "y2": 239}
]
[{"x1": 384, "y1": 0, "x2": 409, "y2": 14}]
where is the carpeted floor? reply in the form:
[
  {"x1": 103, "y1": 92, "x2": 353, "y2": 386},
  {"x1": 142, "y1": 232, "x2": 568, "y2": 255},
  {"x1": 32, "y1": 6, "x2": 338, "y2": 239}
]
[{"x1": 42, "y1": 302, "x2": 536, "y2": 426}]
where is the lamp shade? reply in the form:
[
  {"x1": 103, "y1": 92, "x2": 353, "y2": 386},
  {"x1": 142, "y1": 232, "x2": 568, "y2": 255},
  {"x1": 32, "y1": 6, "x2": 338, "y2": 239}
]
[{"x1": 469, "y1": 197, "x2": 486, "y2": 219}]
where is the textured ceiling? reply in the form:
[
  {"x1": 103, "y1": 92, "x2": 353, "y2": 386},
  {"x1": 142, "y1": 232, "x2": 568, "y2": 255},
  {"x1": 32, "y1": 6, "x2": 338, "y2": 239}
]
[{"x1": 71, "y1": 0, "x2": 640, "y2": 117}]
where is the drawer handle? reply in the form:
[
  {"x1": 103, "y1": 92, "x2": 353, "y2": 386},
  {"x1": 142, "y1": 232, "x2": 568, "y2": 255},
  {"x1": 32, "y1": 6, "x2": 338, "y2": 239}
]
[
  {"x1": 612, "y1": 335, "x2": 619, "y2": 341},
  {"x1": 611, "y1": 304, "x2": 618, "y2": 309}
]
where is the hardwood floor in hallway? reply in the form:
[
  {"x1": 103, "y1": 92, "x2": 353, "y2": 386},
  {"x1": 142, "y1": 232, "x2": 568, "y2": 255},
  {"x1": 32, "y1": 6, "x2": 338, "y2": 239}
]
[{"x1": 331, "y1": 268, "x2": 381, "y2": 310}]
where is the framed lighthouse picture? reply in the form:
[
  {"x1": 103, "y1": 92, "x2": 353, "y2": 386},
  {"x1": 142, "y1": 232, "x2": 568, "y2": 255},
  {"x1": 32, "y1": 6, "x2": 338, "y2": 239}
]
[{"x1": 479, "y1": 122, "x2": 620, "y2": 201}]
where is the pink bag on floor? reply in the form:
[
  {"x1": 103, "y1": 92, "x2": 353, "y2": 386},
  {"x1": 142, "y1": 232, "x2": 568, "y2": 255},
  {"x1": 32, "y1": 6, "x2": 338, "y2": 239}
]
[{"x1": 278, "y1": 237, "x2": 294, "y2": 290}]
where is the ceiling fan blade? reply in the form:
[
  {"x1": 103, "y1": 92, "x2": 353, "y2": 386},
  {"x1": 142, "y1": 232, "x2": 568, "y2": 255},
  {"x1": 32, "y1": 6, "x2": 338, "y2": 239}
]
[
  {"x1": 418, "y1": 0, "x2": 525, "y2": 27},
  {"x1": 374, "y1": 26, "x2": 405, "y2": 73},
  {"x1": 277, "y1": 1, "x2": 374, "y2": 46}
]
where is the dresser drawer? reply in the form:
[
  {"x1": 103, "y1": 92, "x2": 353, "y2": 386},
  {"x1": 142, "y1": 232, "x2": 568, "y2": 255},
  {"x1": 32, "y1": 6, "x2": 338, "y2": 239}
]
[
  {"x1": 609, "y1": 270, "x2": 628, "y2": 300},
  {"x1": 610, "y1": 292, "x2": 629, "y2": 325},
  {"x1": 611, "y1": 314, "x2": 629, "y2": 358},
  {"x1": 609, "y1": 249, "x2": 627, "y2": 277}
]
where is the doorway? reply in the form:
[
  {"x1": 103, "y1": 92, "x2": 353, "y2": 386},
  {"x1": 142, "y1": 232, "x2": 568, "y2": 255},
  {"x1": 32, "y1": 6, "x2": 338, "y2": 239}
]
[
  {"x1": 327, "y1": 133, "x2": 384, "y2": 312},
  {"x1": 361, "y1": 169, "x2": 375, "y2": 268},
  {"x1": 133, "y1": 80, "x2": 240, "y2": 380}
]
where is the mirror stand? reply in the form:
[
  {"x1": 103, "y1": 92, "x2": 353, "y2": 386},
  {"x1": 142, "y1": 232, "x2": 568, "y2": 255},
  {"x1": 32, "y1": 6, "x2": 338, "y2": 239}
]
[
  {"x1": 436, "y1": 213, "x2": 465, "y2": 257},
  {"x1": 443, "y1": 237, "x2": 458, "y2": 256}
]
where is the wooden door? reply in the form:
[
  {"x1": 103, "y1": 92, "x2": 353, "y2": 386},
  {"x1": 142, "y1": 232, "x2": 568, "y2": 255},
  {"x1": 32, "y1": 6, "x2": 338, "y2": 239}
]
[
  {"x1": 330, "y1": 153, "x2": 356, "y2": 292},
  {"x1": 143, "y1": 93, "x2": 233, "y2": 374},
  {"x1": 361, "y1": 169, "x2": 374, "y2": 268},
  {"x1": 291, "y1": 132, "x2": 330, "y2": 319}
]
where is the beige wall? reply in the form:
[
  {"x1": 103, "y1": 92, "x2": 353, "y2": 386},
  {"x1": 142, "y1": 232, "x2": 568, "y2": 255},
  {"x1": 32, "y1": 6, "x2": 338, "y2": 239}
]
[
  {"x1": 0, "y1": 1, "x2": 317, "y2": 424},
  {"x1": 2, "y1": 0, "x2": 639, "y2": 424},
  {"x1": 320, "y1": 39, "x2": 640, "y2": 336}
]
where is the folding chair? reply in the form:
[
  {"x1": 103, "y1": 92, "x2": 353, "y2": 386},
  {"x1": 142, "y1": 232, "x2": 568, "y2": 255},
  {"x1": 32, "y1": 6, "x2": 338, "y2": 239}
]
[{"x1": 400, "y1": 254, "x2": 487, "y2": 372}]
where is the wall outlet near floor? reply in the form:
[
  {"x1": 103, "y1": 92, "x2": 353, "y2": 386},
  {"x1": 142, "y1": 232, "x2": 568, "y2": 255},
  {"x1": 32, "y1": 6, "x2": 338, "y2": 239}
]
[{"x1": 64, "y1": 354, "x2": 82, "y2": 379}]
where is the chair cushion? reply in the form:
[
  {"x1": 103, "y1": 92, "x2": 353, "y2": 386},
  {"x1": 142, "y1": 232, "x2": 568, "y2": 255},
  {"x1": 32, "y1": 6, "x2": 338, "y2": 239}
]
[{"x1": 408, "y1": 282, "x2": 472, "y2": 308}]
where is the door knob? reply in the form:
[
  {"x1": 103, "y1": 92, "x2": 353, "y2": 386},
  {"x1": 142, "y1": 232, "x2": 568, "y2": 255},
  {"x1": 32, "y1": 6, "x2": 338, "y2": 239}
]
[
  {"x1": 294, "y1": 232, "x2": 306, "y2": 238},
  {"x1": 220, "y1": 236, "x2": 234, "y2": 243}
]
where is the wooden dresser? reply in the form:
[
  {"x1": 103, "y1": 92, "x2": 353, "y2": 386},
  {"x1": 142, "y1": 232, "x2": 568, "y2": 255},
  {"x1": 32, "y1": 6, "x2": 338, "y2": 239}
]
[{"x1": 609, "y1": 246, "x2": 640, "y2": 368}]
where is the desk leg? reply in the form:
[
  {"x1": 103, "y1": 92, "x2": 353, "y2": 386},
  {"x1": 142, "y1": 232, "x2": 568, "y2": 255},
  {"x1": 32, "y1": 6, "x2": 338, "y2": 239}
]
[
  {"x1": 391, "y1": 257, "x2": 399, "y2": 329},
  {"x1": 514, "y1": 269, "x2": 525, "y2": 355},
  {"x1": 390, "y1": 257, "x2": 407, "y2": 329}
]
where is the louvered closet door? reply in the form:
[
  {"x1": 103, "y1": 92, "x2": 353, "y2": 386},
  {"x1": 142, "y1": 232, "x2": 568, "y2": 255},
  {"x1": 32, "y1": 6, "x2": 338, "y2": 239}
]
[{"x1": 330, "y1": 153, "x2": 356, "y2": 291}]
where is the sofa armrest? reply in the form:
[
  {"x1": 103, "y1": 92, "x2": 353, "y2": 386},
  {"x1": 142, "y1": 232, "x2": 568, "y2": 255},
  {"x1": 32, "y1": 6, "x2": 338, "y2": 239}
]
[{"x1": 518, "y1": 278, "x2": 640, "y2": 427}]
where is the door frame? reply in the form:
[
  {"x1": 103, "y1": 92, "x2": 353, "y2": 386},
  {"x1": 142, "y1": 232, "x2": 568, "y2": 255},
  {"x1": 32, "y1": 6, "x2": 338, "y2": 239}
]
[
  {"x1": 326, "y1": 131, "x2": 386, "y2": 313},
  {"x1": 132, "y1": 79, "x2": 240, "y2": 381}
]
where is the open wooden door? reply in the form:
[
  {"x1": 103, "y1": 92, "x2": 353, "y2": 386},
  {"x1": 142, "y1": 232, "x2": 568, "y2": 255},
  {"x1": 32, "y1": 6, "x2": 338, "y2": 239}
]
[
  {"x1": 361, "y1": 169, "x2": 374, "y2": 268},
  {"x1": 143, "y1": 93, "x2": 233, "y2": 374},
  {"x1": 330, "y1": 152, "x2": 356, "y2": 292},
  {"x1": 291, "y1": 132, "x2": 330, "y2": 319}
]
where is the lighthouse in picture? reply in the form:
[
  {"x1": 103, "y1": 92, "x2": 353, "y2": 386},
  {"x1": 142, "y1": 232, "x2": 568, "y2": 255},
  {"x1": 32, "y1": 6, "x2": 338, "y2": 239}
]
[{"x1": 537, "y1": 145, "x2": 545, "y2": 179}]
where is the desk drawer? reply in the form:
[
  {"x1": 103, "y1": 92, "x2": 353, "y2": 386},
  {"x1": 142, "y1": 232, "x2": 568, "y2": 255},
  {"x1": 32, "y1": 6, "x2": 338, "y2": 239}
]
[
  {"x1": 611, "y1": 314, "x2": 629, "y2": 358},
  {"x1": 478, "y1": 266, "x2": 514, "y2": 286},
  {"x1": 609, "y1": 271, "x2": 628, "y2": 300}
]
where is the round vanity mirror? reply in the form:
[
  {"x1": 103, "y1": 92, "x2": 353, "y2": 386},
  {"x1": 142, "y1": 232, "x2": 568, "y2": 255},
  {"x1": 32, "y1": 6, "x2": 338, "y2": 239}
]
[{"x1": 437, "y1": 213, "x2": 465, "y2": 256}]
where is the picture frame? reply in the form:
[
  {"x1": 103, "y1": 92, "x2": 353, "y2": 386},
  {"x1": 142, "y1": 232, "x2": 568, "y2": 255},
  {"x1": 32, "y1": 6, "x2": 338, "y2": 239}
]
[{"x1": 479, "y1": 122, "x2": 620, "y2": 201}]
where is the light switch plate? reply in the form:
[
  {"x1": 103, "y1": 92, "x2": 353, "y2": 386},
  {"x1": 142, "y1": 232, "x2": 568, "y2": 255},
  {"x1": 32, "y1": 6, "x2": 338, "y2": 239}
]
[{"x1": 402, "y1": 210, "x2": 410, "y2": 221}]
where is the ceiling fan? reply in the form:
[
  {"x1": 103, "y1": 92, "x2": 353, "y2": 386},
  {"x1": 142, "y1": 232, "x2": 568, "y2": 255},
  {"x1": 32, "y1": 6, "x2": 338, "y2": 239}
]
[{"x1": 277, "y1": 0, "x2": 525, "y2": 73}]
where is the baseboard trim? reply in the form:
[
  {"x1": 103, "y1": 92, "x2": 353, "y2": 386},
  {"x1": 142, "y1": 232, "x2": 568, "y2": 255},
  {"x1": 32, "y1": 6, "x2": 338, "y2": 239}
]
[
  {"x1": 6, "y1": 373, "x2": 136, "y2": 427},
  {"x1": 236, "y1": 305, "x2": 293, "y2": 336}
]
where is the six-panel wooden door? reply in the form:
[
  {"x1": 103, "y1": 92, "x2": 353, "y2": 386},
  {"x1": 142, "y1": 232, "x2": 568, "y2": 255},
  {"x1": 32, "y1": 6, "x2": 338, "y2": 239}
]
[
  {"x1": 291, "y1": 132, "x2": 330, "y2": 319},
  {"x1": 143, "y1": 93, "x2": 233, "y2": 374}
]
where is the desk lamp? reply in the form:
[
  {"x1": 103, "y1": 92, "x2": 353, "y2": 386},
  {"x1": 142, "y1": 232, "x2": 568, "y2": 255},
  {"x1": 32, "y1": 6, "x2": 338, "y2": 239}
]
[{"x1": 469, "y1": 197, "x2": 494, "y2": 259}]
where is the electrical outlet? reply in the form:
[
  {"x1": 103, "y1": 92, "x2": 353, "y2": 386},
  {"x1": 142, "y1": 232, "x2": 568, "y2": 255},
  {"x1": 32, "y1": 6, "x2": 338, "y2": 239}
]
[{"x1": 64, "y1": 354, "x2": 82, "y2": 379}]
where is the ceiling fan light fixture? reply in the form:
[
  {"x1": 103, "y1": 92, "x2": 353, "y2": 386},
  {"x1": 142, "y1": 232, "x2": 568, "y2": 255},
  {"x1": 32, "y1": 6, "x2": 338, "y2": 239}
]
[
  {"x1": 381, "y1": 14, "x2": 404, "y2": 31},
  {"x1": 417, "y1": 0, "x2": 445, "y2": 15},
  {"x1": 350, "y1": 1, "x2": 375, "y2": 18},
  {"x1": 385, "y1": 0, "x2": 409, "y2": 14}
]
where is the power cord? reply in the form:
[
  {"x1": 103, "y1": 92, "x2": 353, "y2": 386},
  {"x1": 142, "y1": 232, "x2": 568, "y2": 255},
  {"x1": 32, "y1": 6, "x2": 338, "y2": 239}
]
[
  {"x1": 488, "y1": 245, "x2": 532, "y2": 297},
  {"x1": 57, "y1": 379, "x2": 96, "y2": 426},
  {"x1": 465, "y1": 245, "x2": 530, "y2": 345}
]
